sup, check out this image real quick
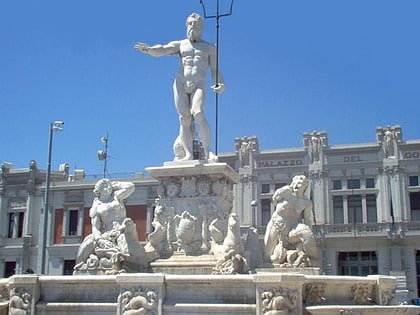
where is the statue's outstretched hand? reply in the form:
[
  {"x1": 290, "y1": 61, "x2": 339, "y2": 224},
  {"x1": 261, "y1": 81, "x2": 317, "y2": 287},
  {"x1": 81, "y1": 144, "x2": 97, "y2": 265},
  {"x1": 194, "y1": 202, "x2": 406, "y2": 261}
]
[
  {"x1": 211, "y1": 83, "x2": 225, "y2": 94},
  {"x1": 134, "y1": 42, "x2": 150, "y2": 53}
]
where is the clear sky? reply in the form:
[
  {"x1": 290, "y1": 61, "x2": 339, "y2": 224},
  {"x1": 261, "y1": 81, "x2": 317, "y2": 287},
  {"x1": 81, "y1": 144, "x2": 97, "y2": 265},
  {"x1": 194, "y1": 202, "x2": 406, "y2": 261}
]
[{"x1": 1, "y1": 1, "x2": 419, "y2": 177}]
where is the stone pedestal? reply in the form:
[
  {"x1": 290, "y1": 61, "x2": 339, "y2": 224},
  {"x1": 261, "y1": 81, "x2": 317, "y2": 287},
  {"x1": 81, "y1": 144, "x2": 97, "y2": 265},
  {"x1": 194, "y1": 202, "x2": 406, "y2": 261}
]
[
  {"x1": 255, "y1": 266, "x2": 321, "y2": 275},
  {"x1": 254, "y1": 273, "x2": 306, "y2": 315},
  {"x1": 149, "y1": 253, "x2": 217, "y2": 275},
  {"x1": 4, "y1": 273, "x2": 420, "y2": 315},
  {"x1": 116, "y1": 273, "x2": 165, "y2": 315},
  {"x1": 146, "y1": 161, "x2": 239, "y2": 257}
]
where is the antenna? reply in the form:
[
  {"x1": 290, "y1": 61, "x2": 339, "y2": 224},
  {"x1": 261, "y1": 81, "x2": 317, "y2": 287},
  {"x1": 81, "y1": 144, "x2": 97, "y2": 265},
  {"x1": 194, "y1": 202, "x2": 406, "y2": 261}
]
[
  {"x1": 199, "y1": 0, "x2": 235, "y2": 155},
  {"x1": 97, "y1": 132, "x2": 109, "y2": 178}
]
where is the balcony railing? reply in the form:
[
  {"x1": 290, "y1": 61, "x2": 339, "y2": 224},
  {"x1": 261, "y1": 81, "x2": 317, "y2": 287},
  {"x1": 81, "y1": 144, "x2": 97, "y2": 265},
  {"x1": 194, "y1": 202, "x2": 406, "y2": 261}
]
[
  {"x1": 251, "y1": 221, "x2": 420, "y2": 240},
  {"x1": 314, "y1": 221, "x2": 420, "y2": 239}
]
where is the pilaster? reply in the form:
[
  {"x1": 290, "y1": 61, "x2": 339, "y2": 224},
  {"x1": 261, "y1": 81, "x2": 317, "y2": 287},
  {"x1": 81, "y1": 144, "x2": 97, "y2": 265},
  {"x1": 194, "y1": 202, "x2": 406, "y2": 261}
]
[{"x1": 254, "y1": 273, "x2": 306, "y2": 315}]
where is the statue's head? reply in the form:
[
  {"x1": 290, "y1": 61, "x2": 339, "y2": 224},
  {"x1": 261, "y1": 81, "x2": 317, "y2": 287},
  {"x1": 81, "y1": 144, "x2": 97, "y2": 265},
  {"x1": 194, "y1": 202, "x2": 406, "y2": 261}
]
[
  {"x1": 228, "y1": 212, "x2": 240, "y2": 228},
  {"x1": 186, "y1": 13, "x2": 204, "y2": 42},
  {"x1": 94, "y1": 178, "x2": 113, "y2": 198},
  {"x1": 290, "y1": 175, "x2": 309, "y2": 194}
]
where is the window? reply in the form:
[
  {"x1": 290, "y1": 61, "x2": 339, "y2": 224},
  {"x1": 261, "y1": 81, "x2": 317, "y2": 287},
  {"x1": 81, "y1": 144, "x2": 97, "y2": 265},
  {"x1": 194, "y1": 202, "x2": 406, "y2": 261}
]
[
  {"x1": 409, "y1": 176, "x2": 419, "y2": 187},
  {"x1": 348, "y1": 195, "x2": 362, "y2": 223},
  {"x1": 274, "y1": 183, "x2": 287, "y2": 190},
  {"x1": 332, "y1": 193, "x2": 378, "y2": 224},
  {"x1": 4, "y1": 261, "x2": 16, "y2": 278},
  {"x1": 347, "y1": 179, "x2": 361, "y2": 189},
  {"x1": 366, "y1": 178, "x2": 375, "y2": 188},
  {"x1": 261, "y1": 199, "x2": 271, "y2": 226},
  {"x1": 8, "y1": 212, "x2": 24, "y2": 238},
  {"x1": 261, "y1": 184, "x2": 270, "y2": 194},
  {"x1": 410, "y1": 192, "x2": 420, "y2": 221},
  {"x1": 338, "y1": 251, "x2": 377, "y2": 276},
  {"x1": 333, "y1": 196, "x2": 344, "y2": 224},
  {"x1": 333, "y1": 180, "x2": 342, "y2": 190},
  {"x1": 366, "y1": 194, "x2": 377, "y2": 222},
  {"x1": 63, "y1": 260, "x2": 76, "y2": 275},
  {"x1": 68, "y1": 210, "x2": 79, "y2": 236}
]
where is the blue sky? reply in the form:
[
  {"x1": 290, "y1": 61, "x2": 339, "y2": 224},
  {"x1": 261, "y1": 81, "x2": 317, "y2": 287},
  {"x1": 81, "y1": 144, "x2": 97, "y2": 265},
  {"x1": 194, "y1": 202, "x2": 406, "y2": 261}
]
[{"x1": 1, "y1": 1, "x2": 419, "y2": 176}]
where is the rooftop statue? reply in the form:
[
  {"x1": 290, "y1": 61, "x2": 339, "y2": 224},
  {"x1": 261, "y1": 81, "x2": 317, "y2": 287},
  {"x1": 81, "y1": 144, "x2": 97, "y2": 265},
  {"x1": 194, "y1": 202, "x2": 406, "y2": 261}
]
[{"x1": 135, "y1": 13, "x2": 225, "y2": 161}]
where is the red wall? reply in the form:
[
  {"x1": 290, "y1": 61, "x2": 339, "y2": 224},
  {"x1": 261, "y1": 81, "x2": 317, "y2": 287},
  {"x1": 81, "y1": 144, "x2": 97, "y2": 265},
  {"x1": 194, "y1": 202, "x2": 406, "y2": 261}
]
[
  {"x1": 54, "y1": 205, "x2": 148, "y2": 243},
  {"x1": 82, "y1": 207, "x2": 92, "y2": 238},
  {"x1": 53, "y1": 209, "x2": 64, "y2": 244},
  {"x1": 126, "y1": 204, "x2": 148, "y2": 242}
]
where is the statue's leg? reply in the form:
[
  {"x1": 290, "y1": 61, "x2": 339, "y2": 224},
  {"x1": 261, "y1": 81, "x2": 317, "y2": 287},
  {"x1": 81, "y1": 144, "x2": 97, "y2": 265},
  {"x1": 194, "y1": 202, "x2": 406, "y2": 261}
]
[
  {"x1": 191, "y1": 88, "x2": 211, "y2": 159},
  {"x1": 75, "y1": 234, "x2": 96, "y2": 265},
  {"x1": 173, "y1": 79, "x2": 193, "y2": 159}
]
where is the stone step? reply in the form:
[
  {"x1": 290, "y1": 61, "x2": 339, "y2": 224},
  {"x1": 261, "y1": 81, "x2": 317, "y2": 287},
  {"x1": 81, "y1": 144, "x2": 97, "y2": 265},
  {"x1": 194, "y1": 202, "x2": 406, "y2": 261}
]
[
  {"x1": 150, "y1": 253, "x2": 218, "y2": 275},
  {"x1": 163, "y1": 302, "x2": 257, "y2": 315},
  {"x1": 306, "y1": 305, "x2": 420, "y2": 315},
  {"x1": 36, "y1": 302, "x2": 117, "y2": 315},
  {"x1": 164, "y1": 274, "x2": 256, "y2": 306},
  {"x1": 0, "y1": 302, "x2": 8, "y2": 315}
]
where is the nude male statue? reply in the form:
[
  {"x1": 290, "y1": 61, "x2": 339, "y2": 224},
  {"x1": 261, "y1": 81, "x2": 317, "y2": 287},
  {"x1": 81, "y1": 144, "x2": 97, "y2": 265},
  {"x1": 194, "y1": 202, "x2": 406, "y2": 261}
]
[
  {"x1": 263, "y1": 175, "x2": 316, "y2": 265},
  {"x1": 134, "y1": 13, "x2": 225, "y2": 161}
]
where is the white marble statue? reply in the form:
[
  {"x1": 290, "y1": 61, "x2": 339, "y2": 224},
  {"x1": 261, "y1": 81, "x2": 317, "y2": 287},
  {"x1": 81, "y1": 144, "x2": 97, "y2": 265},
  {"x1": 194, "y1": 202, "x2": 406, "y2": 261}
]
[
  {"x1": 263, "y1": 175, "x2": 318, "y2": 267},
  {"x1": 244, "y1": 226, "x2": 263, "y2": 271},
  {"x1": 145, "y1": 201, "x2": 172, "y2": 256},
  {"x1": 134, "y1": 12, "x2": 225, "y2": 161},
  {"x1": 74, "y1": 179, "x2": 153, "y2": 274},
  {"x1": 9, "y1": 289, "x2": 31, "y2": 315},
  {"x1": 213, "y1": 213, "x2": 247, "y2": 274}
]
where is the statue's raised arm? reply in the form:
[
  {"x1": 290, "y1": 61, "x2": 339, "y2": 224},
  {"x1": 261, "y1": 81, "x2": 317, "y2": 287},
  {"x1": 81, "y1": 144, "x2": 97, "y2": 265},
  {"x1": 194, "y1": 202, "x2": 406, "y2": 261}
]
[{"x1": 134, "y1": 41, "x2": 180, "y2": 57}]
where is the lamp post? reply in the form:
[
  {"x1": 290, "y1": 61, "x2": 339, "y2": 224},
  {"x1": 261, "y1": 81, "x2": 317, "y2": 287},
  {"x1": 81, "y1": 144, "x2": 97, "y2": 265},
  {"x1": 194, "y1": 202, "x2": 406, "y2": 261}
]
[
  {"x1": 251, "y1": 200, "x2": 258, "y2": 226},
  {"x1": 199, "y1": 0, "x2": 235, "y2": 155},
  {"x1": 39, "y1": 120, "x2": 64, "y2": 274}
]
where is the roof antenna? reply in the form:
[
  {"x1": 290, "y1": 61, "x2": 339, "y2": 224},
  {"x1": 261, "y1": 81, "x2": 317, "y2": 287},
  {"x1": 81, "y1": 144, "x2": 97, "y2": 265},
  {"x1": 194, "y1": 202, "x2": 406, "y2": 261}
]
[{"x1": 97, "y1": 132, "x2": 109, "y2": 178}]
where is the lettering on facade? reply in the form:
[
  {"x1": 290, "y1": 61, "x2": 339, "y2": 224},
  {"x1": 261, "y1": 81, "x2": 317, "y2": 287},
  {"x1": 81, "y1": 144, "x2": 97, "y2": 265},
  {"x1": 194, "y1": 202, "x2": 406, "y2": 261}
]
[
  {"x1": 257, "y1": 159, "x2": 303, "y2": 168},
  {"x1": 344, "y1": 156, "x2": 362, "y2": 163},
  {"x1": 404, "y1": 151, "x2": 420, "y2": 159}
]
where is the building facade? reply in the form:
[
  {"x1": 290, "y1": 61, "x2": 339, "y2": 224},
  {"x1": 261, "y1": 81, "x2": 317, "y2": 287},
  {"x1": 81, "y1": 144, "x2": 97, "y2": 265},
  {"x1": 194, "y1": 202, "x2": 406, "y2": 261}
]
[
  {"x1": 0, "y1": 163, "x2": 159, "y2": 277},
  {"x1": 1, "y1": 125, "x2": 420, "y2": 296}
]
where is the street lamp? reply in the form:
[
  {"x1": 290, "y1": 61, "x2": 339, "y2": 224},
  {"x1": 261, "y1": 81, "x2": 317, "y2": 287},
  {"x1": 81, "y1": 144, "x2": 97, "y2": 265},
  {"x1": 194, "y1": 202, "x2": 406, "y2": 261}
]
[
  {"x1": 251, "y1": 200, "x2": 258, "y2": 226},
  {"x1": 199, "y1": 0, "x2": 235, "y2": 155},
  {"x1": 39, "y1": 120, "x2": 64, "y2": 274}
]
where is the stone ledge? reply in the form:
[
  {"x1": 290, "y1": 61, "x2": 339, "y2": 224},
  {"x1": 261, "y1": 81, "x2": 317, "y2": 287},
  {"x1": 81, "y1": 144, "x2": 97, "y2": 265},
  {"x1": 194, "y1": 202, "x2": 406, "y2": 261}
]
[
  {"x1": 150, "y1": 254, "x2": 217, "y2": 274},
  {"x1": 164, "y1": 274, "x2": 255, "y2": 283},
  {"x1": 37, "y1": 302, "x2": 116, "y2": 309},
  {"x1": 163, "y1": 302, "x2": 256, "y2": 314},
  {"x1": 146, "y1": 162, "x2": 239, "y2": 183},
  {"x1": 36, "y1": 302, "x2": 117, "y2": 314},
  {"x1": 306, "y1": 304, "x2": 420, "y2": 315}
]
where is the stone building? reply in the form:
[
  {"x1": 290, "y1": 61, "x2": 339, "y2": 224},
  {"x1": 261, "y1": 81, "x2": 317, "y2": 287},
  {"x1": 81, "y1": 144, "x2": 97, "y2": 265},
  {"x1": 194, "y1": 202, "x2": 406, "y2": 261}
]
[
  {"x1": 0, "y1": 163, "x2": 159, "y2": 277},
  {"x1": 1, "y1": 125, "x2": 420, "y2": 296}
]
